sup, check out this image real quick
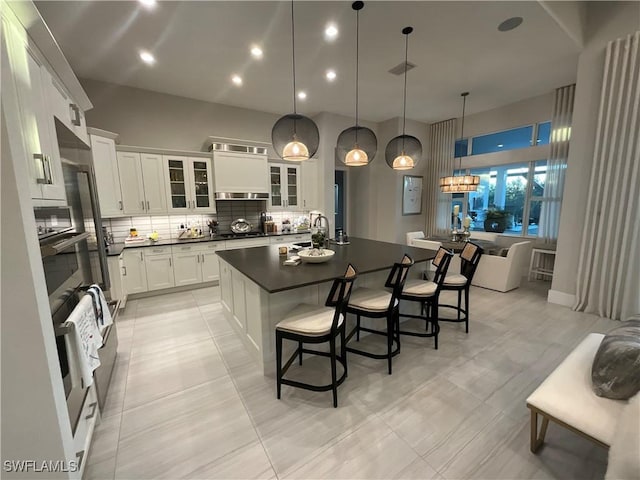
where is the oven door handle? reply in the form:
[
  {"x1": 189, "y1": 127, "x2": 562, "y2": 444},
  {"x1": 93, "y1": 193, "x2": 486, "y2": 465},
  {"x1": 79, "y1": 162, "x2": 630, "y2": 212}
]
[{"x1": 40, "y1": 232, "x2": 91, "y2": 258}]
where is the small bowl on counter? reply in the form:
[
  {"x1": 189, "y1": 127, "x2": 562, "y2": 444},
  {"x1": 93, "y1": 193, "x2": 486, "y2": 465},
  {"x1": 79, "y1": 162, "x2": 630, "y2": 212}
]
[{"x1": 298, "y1": 248, "x2": 335, "y2": 264}]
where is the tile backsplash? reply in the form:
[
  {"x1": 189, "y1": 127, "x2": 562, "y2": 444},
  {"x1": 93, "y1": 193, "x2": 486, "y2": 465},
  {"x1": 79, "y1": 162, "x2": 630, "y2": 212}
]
[{"x1": 103, "y1": 200, "x2": 313, "y2": 242}]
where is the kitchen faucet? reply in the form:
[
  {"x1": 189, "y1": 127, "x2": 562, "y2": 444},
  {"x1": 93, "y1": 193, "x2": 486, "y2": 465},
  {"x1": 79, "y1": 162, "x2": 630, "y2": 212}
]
[{"x1": 313, "y1": 215, "x2": 331, "y2": 246}]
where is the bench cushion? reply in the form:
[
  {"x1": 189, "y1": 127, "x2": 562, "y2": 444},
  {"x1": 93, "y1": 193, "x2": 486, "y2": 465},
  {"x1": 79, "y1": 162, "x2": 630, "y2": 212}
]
[
  {"x1": 348, "y1": 287, "x2": 395, "y2": 312},
  {"x1": 276, "y1": 304, "x2": 343, "y2": 336},
  {"x1": 526, "y1": 333, "x2": 627, "y2": 446}
]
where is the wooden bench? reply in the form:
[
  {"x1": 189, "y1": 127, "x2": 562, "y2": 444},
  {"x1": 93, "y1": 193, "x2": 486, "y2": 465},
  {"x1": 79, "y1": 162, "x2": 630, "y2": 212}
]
[{"x1": 526, "y1": 333, "x2": 627, "y2": 453}]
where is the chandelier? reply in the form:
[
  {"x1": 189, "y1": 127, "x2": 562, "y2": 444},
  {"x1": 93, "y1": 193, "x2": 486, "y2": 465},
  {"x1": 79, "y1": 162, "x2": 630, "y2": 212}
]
[{"x1": 440, "y1": 92, "x2": 480, "y2": 192}]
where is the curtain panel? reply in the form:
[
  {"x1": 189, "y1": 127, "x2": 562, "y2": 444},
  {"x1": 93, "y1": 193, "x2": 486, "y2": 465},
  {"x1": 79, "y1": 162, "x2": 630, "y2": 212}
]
[
  {"x1": 575, "y1": 31, "x2": 640, "y2": 321},
  {"x1": 425, "y1": 119, "x2": 455, "y2": 237},
  {"x1": 539, "y1": 84, "x2": 575, "y2": 243}
]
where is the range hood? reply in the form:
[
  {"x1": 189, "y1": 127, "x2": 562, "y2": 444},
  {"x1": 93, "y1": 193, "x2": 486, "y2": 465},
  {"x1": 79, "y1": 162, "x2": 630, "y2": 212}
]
[{"x1": 210, "y1": 139, "x2": 270, "y2": 200}]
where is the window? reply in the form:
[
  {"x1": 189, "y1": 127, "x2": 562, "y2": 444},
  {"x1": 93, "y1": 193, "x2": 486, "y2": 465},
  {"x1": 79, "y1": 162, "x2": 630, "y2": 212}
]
[
  {"x1": 451, "y1": 160, "x2": 551, "y2": 237},
  {"x1": 454, "y1": 139, "x2": 468, "y2": 158},
  {"x1": 536, "y1": 121, "x2": 551, "y2": 145},
  {"x1": 471, "y1": 125, "x2": 534, "y2": 155}
]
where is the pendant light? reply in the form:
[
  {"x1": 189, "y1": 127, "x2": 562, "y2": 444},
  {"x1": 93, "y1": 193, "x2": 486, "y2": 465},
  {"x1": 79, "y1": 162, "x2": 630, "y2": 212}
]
[
  {"x1": 271, "y1": 0, "x2": 319, "y2": 161},
  {"x1": 336, "y1": 1, "x2": 377, "y2": 167},
  {"x1": 439, "y1": 92, "x2": 480, "y2": 192},
  {"x1": 385, "y1": 26, "x2": 421, "y2": 170}
]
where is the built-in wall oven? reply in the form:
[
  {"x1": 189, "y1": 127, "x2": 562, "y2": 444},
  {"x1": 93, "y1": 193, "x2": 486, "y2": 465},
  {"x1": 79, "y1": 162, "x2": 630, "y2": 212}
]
[{"x1": 37, "y1": 143, "x2": 118, "y2": 435}]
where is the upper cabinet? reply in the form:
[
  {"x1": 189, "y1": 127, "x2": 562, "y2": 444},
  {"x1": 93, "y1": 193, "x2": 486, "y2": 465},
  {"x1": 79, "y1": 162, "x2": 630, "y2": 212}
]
[
  {"x1": 300, "y1": 159, "x2": 320, "y2": 211},
  {"x1": 2, "y1": 15, "x2": 66, "y2": 202},
  {"x1": 117, "y1": 152, "x2": 167, "y2": 215},
  {"x1": 269, "y1": 163, "x2": 300, "y2": 211},
  {"x1": 163, "y1": 155, "x2": 215, "y2": 214},
  {"x1": 2, "y1": 5, "x2": 91, "y2": 204},
  {"x1": 213, "y1": 151, "x2": 268, "y2": 197},
  {"x1": 90, "y1": 132, "x2": 123, "y2": 217}
]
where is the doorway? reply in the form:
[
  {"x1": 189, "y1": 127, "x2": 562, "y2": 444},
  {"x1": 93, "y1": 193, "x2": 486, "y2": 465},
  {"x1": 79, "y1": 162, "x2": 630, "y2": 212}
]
[{"x1": 334, "y1": 170, "x2": 346, "y2": 236}]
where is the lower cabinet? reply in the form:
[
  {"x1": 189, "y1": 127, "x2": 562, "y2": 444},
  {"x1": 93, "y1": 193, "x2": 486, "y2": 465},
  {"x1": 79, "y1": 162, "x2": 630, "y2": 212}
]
[
  {"x1": 220, "y1": 260, "x2": 233, "y2": 313},
  {"x1": 144, "y1": 247, "x2": 175, "y2": 291},
  {"x1": 122, "y1": 249, "x2": 147, "y2": 294},
  {"x1": 172, "y1": 242, "x2": 225, "y2": 286}
]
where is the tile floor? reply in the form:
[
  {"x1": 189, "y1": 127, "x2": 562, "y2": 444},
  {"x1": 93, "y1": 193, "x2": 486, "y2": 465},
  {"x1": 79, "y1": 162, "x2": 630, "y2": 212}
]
[{"x1": 85, "y1": 280, "x2": 617, "y2": 480}]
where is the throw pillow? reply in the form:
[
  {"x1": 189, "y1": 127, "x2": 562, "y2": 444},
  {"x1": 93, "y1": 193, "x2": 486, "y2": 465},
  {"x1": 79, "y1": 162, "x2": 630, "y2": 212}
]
[
  {"x1": 605, "y1": 392, "x2": 640, "y2": 480},
  {"x1": 591, "y1": 320, "x2": 640, "y2": 400}
]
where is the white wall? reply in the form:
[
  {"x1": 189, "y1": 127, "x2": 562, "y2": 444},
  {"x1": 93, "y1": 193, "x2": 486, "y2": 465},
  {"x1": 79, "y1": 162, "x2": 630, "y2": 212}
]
[
  {"x1": 82, "y1": 78, "x2": 280, "y2": 152},
  {"x1": 550, "y1": 1, "x2": 640, "y2": 303}
]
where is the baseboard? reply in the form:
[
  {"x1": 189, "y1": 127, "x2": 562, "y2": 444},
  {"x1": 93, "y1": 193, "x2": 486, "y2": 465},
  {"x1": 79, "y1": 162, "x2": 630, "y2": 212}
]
[{"x1": 547, "y1": 289, "x2": 575, "y2": 307}]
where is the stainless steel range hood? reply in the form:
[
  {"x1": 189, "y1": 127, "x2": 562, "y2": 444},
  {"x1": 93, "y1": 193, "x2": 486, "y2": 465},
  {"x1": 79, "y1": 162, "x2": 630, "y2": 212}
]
[{"x1": 209, "y1": 138, "x2": 270, "y2": 200}]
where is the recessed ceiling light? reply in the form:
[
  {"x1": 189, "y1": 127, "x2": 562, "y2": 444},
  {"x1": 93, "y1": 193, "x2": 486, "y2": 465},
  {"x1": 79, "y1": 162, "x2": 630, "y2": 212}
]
[
  {"x1": 232, "y1": 75, "x2": 243, "y2": 86},
  {"x1": 325, "y1": 69, "x2": 337, "y2": 81},
  {"x1": 297, "y1": 91, "x2": 307, "y2": 100},
  {"x1": 498, "y1": 16, "x2": 523, "y2": 32},
  {"x1": 324, "y1": 24, "x2": 338, "y2": 41},
  {"x1": 250, "y1": 46, "x2": 263, "y2": 59},
  {"x1": 138, "y1": 0, "x2": 156, "y2": 9},
  {"x1": 139, "y1": 50, "x2": 155, "y2": 65},
  {"x1": 497, "y1": 144, "x2": 504, "y2": 148}
]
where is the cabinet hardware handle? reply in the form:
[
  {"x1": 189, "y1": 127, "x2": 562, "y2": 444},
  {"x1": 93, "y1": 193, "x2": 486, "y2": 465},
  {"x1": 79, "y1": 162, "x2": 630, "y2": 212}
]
[
  {"x1": 75, "y1": 450, "x2": 85, "y2": 470},
  {"x1": 140, "y1": 252, "x2": 143, "y2": 261},
  {"x1": 201, "y1": 254, "x2": 205, "y2": 263},
  {"x1": 146, "y1": 201, "x2": 150, "y2": 210},
  {"x1": 141, "y1": 201, "x2": 145, "y2": 210},
  {"x1": 70, "y1": 104, "x2": 81, "y2": 126},
  {"x1": 85, "y1": 402, "x2": 98, "y2": 420},
  {"x1": 45, "y1": 156, "x2": 53, "y2": 184},
  {"x1": 118, "y1": 200, "x2": 123, "y2": 210},
  {"x1": 169, "y1": 257, "x2": 172, "y2": 266},
  {"x1": 34, "y1": 154, "x2": 48, "y2": 184},
  {"x1": 122, "y1": 266, "x2": 127, "y2": 276}
]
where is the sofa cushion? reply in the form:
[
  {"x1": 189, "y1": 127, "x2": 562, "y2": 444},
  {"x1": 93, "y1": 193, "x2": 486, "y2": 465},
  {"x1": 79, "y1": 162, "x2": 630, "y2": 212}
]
[
  {"x1": 605, "y1": 392, "x2": 640, "y2": 480},
  {"x1": 591, "y1": 320, "x2": 640, "y2": 400}
]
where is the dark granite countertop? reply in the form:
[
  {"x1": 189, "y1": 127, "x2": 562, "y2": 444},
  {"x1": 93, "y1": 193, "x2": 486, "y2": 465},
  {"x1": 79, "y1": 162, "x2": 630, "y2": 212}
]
[
  {"x1": 216, "y1": 237, "x2": 437, "y2": 294},
  {"x1": 105, "y1": 230, "x2": 312, "y2": 256}
]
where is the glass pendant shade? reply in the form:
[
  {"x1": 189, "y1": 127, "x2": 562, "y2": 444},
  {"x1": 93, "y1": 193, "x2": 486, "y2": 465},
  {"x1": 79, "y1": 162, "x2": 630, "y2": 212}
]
[
  {"x1": 272, "y1": 113, "x2": 319, "y2": 161},
  {"x1": 385, "y1": 134, "x2": 421, "y2": 170},
  {"x1": 337, "y1": 126, "x2": 377, "y2": 166}
]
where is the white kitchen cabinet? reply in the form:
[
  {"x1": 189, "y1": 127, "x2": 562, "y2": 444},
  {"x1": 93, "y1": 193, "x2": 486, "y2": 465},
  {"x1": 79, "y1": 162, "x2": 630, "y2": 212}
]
[
  {"x1": 224, "y1": 238, "x2": 270, "y2": 250},
  {"x1": 117, "y1": 151, "x2": 167, "y2": 215},
  {"x1": 269, "y1": 233, "x2": 311, "y2": 245},
  {"x1": 90, "y1": 133, "x2": 123, "y2": 217},
  {"x1": 213, "y1": 151, "x2": 268, "y2": 195},
  {"x1": 144, "y1": 247, "x2": 174, "y2": 291},
  {"x1": 106, "y1": 254, "x2": 124, "y2": 302},
  {"x1": 301, "y1": 158, "x2": 320, "y2": 210},
  {"x1": 2, "y1": 15, "x2": 66, "y2": 202},
  {"x1": 220, "y1": 261, "x2": 233, "y2": 314},
  {"x1": 172, "y1": 247, "x2": 202, "y2": 287},
  {"x1": 48, "y1": 75, "x2": 89, "y2": 147},
  {"x1": 171, "y1": 242, "x2": 225, "y2": 285},
  {"x1": 269, "y1": 163, "x2": 301, "y2": 210},
  {"x1": 122, "y1": 249, "x2": 148, "y2": 294},
  {"x1": 164, "y1": 155, "x2": 215, "y2": 213}
]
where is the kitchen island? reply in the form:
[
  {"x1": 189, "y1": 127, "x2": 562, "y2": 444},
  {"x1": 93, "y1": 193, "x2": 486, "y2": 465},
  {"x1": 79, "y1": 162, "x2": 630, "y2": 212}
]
[{"x1": 217, "y1": 237, "x2": 437, "y2": 374}]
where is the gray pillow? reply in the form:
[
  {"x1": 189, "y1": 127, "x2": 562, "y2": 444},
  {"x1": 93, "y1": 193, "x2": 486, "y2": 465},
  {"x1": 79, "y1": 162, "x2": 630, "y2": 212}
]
[{"x1": 591, "y1": 320, "x2": 640, "y2": 400}]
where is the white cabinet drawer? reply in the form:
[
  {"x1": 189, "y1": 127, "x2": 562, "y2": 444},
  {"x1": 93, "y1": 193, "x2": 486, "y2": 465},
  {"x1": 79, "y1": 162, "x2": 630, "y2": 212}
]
[
  {"x1": 200, "y1": 241, "x2": 226, "y2": 251},
  {"x1": 225, "y1": 238, "x2": 269, "y2": 250},
  {"x1": 145, "y1": 246, "x2": 172, "y2": 256}
]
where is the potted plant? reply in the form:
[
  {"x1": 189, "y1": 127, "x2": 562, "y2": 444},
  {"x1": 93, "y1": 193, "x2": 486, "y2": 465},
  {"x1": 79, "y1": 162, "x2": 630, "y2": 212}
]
[{"x1": 483, "y1": 209, "x2": 513, "y2": 233}]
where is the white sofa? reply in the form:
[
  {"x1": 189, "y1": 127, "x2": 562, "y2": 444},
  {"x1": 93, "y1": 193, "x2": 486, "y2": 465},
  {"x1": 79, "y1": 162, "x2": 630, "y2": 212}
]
[
  {"x1": 405, "y1": 231, "x2": 424, "y2": 246},
  {"x1": 470, "y1": 231, "x2": 499, "y2": 242},
  {"x1": 471, "y1": 241, "x2": 532, "y2": 292}
]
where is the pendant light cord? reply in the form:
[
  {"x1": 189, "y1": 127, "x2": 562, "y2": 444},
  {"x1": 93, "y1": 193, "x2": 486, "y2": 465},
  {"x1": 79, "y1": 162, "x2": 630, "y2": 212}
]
[
  {"x1": 355, "y1": 7, "x2": 360, "y2": 136},
  {"x1": 291, "y1": 0, "x2": 297, "y2": 115},
  {"x1": 459, "y1": 92, "x2": 468, "y2": 170},
  {"x1": 402, "y1": 32, "x2": 409, "y2": 136}
]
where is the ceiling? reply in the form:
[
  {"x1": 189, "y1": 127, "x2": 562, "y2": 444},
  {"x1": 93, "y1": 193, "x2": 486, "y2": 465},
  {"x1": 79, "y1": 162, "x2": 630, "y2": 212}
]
[{"x1": 36, "y1": 1, "x2": 581, "y2": 124}]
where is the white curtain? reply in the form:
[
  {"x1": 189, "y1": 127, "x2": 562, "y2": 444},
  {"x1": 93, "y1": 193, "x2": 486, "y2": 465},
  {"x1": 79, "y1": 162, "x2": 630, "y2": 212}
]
[
  {"x1": 425, "y1": 119, "x2": 455, "y2": 237},
  {"x1": 539, "y1": 84, "x2": 575, "y2": 243},
  {"x1": 574, "y1": 31, "x2": 640, "y2": 321}
]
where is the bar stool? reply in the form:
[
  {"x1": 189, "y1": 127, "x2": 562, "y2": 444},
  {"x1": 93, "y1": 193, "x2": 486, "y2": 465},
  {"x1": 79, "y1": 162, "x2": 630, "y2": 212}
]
[
  {"x1": 275, "y1": 264, "x2": 357, "y2": 408},
  {"x1": 398, "y1": 248, "x2": 453, "y2": 349},
  {"x1": 345, "y1": 255, "x2": 414, "y2": 375},
  {"x1": 440, "y1": 242, "x2": 483, "y2": 333}
]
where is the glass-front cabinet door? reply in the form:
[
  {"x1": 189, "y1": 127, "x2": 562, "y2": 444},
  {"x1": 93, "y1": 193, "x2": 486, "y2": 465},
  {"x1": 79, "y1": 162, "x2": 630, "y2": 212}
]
[
  {"x1": 269, "y1": 164, "x2": 300, "y2": 210},
  {"x1": 270, "y1": 165, "x2": 283, "y2": 209},
  {"x1": 166, "y1": 156, "x2": 188, "y2": 211},
  {"x1": 164, "y1": 155, "x2": 215, "y2": 213}
]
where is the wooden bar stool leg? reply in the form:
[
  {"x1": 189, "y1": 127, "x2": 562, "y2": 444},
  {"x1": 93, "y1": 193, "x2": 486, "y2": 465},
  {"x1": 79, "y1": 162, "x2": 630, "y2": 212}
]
[
  {"x1": 341, "y1": 326, "x2": 348, "y2": 377},
  {"x1": 330, "y1": 337, "x2": 338, "y2": 408},
  {"x1": 356, "y1": 314, "x2": 361, "y2": 341},
  {"x1": 464, "y1": 287, "x2": 470, "y2": 333},
  {"x1": 530, "y1": 409, "x2": 549, "y2": 453},
  {"x1": 298, "y1": 341, "x2": 303, "y2": 365},
  {"x1": 276, "y1": 331, "x2": 283, "y2": 399},
  {"x1": 387, "y1": 313, "x2": 393, "y2": 375}
]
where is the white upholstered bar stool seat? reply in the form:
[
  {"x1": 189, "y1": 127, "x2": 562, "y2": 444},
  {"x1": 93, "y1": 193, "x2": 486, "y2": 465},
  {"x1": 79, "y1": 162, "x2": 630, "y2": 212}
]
[
  {"x1": 402, "y1": 279, "x2": 438, "y2": 297},
  {"x1": 276, "y1": 304, "x2": 344, "y2": 336},
  {"x1": 444, "y1": 273, "x2": 468, "y2": 286},
  {"x1": 348, "y1": 288, "x2": 398, "y2": 313}
]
